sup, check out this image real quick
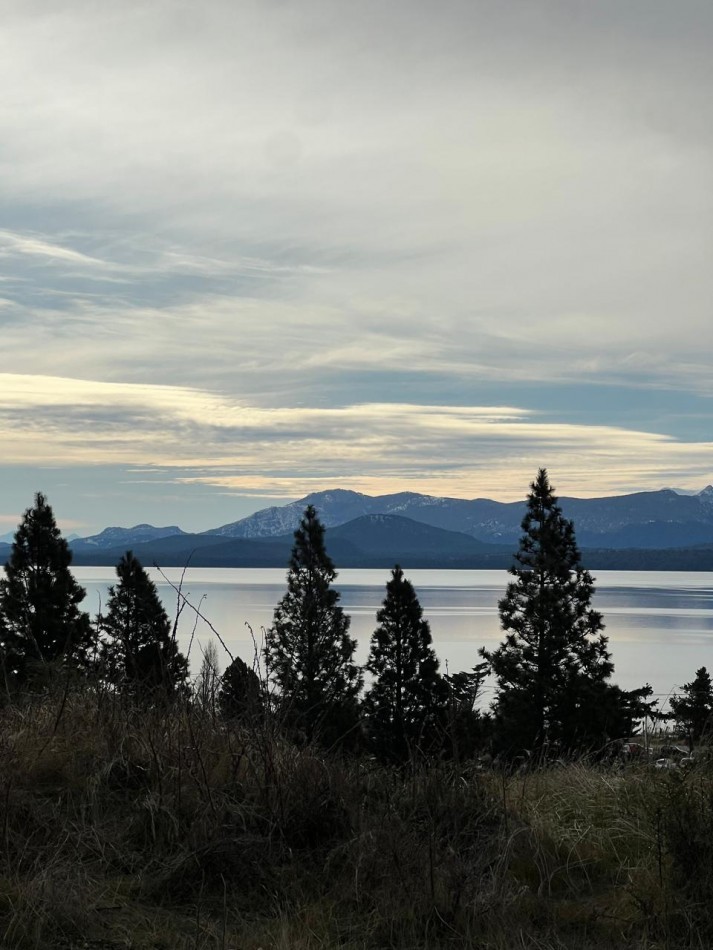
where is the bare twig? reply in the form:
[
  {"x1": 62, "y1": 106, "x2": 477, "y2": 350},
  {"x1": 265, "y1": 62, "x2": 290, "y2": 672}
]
[{"x1": 155, "y1": 564, "x2": 235, "y2": 664}]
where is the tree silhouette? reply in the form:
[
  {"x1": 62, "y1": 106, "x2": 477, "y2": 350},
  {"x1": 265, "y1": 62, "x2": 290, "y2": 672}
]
[
  {"x1": 670, "y1": 667, "x2": 713, "y2": 747},
  {"x1": 99, "y1": 551, "x2": 187, "y2": 699},
  {"x1": 482, "y1": 469, "x2": 613, "y2": 755},
  {"x1": 444, "y1": 664, "x2": 489, "y2": 761},
  {"x1": 0, "y1": 492, "x2": 93, "y2": 689},
  {"x1": 218, "y1": 655, "x2": 262, "y2": 721},
  {"x1": 364, "y1": 565, "x2": 446, "y2": 760},
  {"x1": 264, "y1": 505, "x2": 361, "y2": 743}
]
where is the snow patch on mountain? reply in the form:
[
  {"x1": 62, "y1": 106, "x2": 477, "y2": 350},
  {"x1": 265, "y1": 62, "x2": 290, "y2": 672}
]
[
  {"x1": 698, "y1": 486, "x2": 713, "y2": 507},
  {"x1": 209, "y1": 490, "x2": 376, "y2": 538}
]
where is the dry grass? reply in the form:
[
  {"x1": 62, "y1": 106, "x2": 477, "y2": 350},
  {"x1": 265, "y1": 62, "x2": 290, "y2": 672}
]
[{"x1": 0, "y1": 690, "x2": 711, "y2": 949}]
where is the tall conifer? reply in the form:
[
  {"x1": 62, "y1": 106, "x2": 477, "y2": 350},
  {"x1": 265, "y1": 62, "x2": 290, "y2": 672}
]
[
  {"x1": 0, "y1": 492, "x2": 92, "y2": 688},
  {"x1": 482, "y1": 469, "x2": 613, "y2": 754},
  {"x1": 669, "y1": 667, "x2": 713, "y2": 745},
  {"x1": 99, "y1": 551, "x2": 187, "y2": 698},
  {"x1": 364, "y1": 565, "x2": 445, "y2": 760},
  {"x1": 264, "y1": 505, "x2": 361, "y2": 742}
]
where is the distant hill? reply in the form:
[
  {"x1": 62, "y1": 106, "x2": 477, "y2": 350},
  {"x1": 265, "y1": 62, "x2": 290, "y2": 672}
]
[
  {"x1": 69, "y1": 516, "x2": 509, "y2": 569},
  {"x1": 70, "y1": 534, "x2": 294, "y2": 568},
  {"x1": 71, "y1": 524, "x2": 187, "y2": 552},
  {"x1": 60, "y1": 512, "x2": 713, "y2": 572},
  {"x1": 557, "y1": 489, "x2": 713, "y2": 549},
  {"x1": 328, "y1": 514, "x2": 509, "y2": 566},
  {"x1": 578, "y1": 546, "x2": 713, "y2": 571},
  {"x1": 4, "y1": 485, "x2": 713, "y2": 572},
  {"x1": 206, "y1": 489, "x2": 386, "y2": 539},
  {"x1": 207, "y1": 486, "x2": 713, "y2": 550}
]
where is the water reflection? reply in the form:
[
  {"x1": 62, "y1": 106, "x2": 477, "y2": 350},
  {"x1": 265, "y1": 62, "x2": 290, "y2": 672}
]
[{"x1": 73, "y1": 567, "x2": 713, "y2": 703}]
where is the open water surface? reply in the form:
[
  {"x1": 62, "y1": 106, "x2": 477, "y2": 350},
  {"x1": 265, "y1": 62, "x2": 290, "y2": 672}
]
[{"x1": 74, "y1": 567, "x2": 713, "y2": 713}]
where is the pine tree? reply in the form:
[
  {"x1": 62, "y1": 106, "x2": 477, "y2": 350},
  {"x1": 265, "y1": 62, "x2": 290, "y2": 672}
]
[
  {"x1": 670, "y1": 667, "x2": 713, "y2": 745},
  {"x1": 99, "y1": 551, "x2": 187, "y2": 699},
  {"x1": 264, "y1": 505, "x2": 361, "y2": 743},
  {"x1": 481, "y1": 469, "x2": 613, "y2": 755},
  {"x1": 0, "y1": 492, "x2": 93, "y2": 689},
  {"x1": 218, "y1": 655, "x2": 262, "y2": 721},
  {"x1": 444, "y1": 663, "x2": 489, "y2": 761},
  {"x1": 364, "y1": 565, "x2": 446, "y2": 760}
]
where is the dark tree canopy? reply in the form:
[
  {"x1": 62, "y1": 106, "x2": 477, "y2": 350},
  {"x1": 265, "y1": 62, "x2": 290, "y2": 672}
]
[
  {"x1": 482, "y1": 469, "x2": 614, "y2": 754},
  {"x1": 218, "y1": 655, "x2": 262, "y2": 721},
  {"x1": 444, "y1": 664, "x2": 489, "y2": 761},
  {"x1": 99, "y1": 551, "x2": 187, "y2": 698},
  {"x1": 264, "y1": 505, "x2": 361, "y2": 742},
  {"x1": 364, "y1": 565, "x2": 446, "y2": 760},
  {"x1": 0, "y1": 492, "x2": 93, "y2": 689},
  {"x1": 669, "y1": 667, "x2": 713, "y2": 745}
]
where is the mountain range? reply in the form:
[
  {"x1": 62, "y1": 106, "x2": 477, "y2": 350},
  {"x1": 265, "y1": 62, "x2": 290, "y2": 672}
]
[
  {"x1": 204, "y1": 486, "x2": 713, "y2": 549},
  {"x1": 3, "y1": 485, "x2": 712, "y2": 571}
]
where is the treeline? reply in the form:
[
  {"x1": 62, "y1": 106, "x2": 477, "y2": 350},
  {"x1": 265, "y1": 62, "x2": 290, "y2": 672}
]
[
  {"x1": 0, "y1": 493, "x2": 186, "y2": 702},
  {"x1": 1, "y1": 473, "x2": 711, "y2": 759},
  {"x1": 4, "y1": 475, "x2": 713, "y2": 949}
]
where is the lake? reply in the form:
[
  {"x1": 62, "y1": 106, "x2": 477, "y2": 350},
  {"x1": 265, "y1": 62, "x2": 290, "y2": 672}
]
[{"x1": 74, "y1": 567, "x2": 713, "y2": 715}]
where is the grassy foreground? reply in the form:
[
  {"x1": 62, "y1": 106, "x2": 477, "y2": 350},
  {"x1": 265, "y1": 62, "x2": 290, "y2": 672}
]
[{"x1": 0, "y1": 692, "x2": 712, "y2": 949}]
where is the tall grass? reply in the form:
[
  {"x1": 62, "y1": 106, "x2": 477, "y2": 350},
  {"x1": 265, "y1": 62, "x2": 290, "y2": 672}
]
[{"x1": 0, "y1": 688, "x2": 711, "y2": 949}]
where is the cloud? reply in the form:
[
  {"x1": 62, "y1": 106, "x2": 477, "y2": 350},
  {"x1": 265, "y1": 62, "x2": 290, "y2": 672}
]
[
  {"x1": 0, "y1": 230, "x2": 112, "y2": 269},
  {"x1": 2, "y1": 286, "x2": 712, "y2": 414},
  {"x1": 0, "y1": 373, "x2": 710, "y2": 500},
  {"x1": 0, "y1": 0, "x2": 712, "y2": 523}
]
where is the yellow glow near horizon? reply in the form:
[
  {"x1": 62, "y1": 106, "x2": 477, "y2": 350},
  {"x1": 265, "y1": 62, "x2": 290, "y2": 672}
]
[{"x1": 0, "y1": 373, "x2": 711, "y2": 502}]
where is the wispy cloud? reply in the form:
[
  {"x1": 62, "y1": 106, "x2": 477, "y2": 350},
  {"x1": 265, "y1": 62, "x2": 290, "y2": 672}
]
[
  {"x1": 1, "y1": 1, "x2": 712, "y2": 525},
  {"x1": 0, "y1": 230, "x2": 112, "y2": 269},
  {"x1": 1, "y1": 373, "x2": 710, "y2": 500},
  {"x1": 0, "y1": 228, "x2": 325, "y2": 283}
]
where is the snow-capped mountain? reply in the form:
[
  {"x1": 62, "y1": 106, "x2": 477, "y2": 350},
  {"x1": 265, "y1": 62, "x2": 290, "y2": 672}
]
[{"x1": 205, "y1": 486, "x2": 713, "y2": 550}]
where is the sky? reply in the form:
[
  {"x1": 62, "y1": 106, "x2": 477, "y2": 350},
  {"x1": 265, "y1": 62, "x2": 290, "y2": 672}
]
[{"x1": 1, "y1": 0, "x2": 712, "y2": 536}]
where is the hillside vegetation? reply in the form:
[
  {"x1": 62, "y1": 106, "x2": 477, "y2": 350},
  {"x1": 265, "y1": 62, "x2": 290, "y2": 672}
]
[
  {"x1": 3, "y1": 479, "x2": 713, "y2": 948},
  {"x1": 1, "y1": 690, "x2": 712, "y2": 950}
]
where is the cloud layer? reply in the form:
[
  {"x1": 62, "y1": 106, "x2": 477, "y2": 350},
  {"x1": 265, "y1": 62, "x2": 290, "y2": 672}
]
[
  {"x1": 1, "y1": 1, "x2": 711, "y2": 526},
  {"x1": 2, "y1": 374, "x2": 710, "y2": 506}
]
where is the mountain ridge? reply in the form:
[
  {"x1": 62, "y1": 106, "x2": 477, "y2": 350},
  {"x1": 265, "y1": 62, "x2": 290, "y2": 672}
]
[
  {"x1": 203, "y1": 486, "x2": 713, "y2": 549},
  {"x1": 71, "y1": 524, "x2": 187, "y2": 551},
  {"x1": 4, "y1": 486, "x2": 713, "y2": 571}
]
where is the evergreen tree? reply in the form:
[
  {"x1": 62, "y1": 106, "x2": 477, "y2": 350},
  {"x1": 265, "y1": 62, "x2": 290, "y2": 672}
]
[
  {"x1": 481, "y1": 469, "x2": 613, "y2": 755},
  {"x1": 622, "y1": 684, "x2": 660, "y2": 737},
  {"x1": 218, "y1": 655, "x2": 262, "y2": 721},
  {"x1": 444, "y1": 663, "x2": 489, "y2": 761},
  {"x1": 264, "y1": 505, "x2": 361, "y2": 743},
  {"x1": 669, "y1": 667, "x2": 713, "y2": 746},
  {"x1": 99, "y1": 551, "x2": 187, "y2": 698},
  {"x1": 555, "y1": 679, "x2": 657, "y2": 754},
  {"x1": 364, "y1": 565, "x2": 446, "y2": 760},
  {"x1": 0, "y1": 492, "x2": 93, "y2": 689}
]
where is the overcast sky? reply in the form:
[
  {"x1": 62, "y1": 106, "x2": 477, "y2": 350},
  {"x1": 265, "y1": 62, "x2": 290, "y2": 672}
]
[{"x1": 1, "y1": 0, "x2": 712, "y2": 535}]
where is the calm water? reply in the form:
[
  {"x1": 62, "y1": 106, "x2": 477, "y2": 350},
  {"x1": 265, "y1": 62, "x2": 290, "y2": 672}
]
[{"x1": 74, "y1": 568, "x2": 713, "y2": 713}]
